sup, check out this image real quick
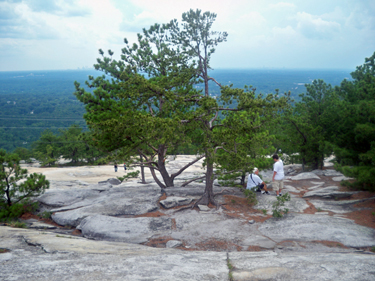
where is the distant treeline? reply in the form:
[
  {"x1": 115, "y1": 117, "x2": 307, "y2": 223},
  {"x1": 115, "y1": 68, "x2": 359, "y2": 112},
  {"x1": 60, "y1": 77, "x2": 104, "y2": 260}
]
[{"x1": 0, "y1": 68, "x2": 350, "y2": 152}]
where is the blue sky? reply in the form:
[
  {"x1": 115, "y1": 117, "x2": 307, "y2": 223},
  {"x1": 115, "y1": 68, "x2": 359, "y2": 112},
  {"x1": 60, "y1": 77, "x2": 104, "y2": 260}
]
[{"x1": 1, "y1": 0, "x2": 374, "y2": 71}]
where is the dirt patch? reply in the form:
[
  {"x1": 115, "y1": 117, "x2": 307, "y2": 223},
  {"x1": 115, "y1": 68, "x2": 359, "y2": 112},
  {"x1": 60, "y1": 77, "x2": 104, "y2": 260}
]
[
  {"x1": 350, "y1": 191, "x2": 375, "y2": 200},
  {"x1": 344, "y1": 198, "x2": 375, "y2": 229},
  {"x1": 193, "y1": 238, "x2": 242, "y2": 252},
  {"x1": 20, "y1": 212, "x2": 61, "y2": 228},
  {"x1": 158, "y1": 193, "x2": 167, "y2": 202},
  {"x1": 144, "y1": 236, "x2": 174, "y2": 248},
  {"x1": 246, "y1": 245, "x2": 265, "y2": 251},
  {"x1": 134, "y1": 211, "x2": 166, "y2": 218},
  {"x1": 303, "y1": 199, "x2": 317, "y2": 214},
  {"x1": 71, "y1": 229, "x2": 82, "y2": 236},
  {"x1": 312, "y1": 240, "x2": 349, "y2": 249},
  {"x1": 222, "y1": 195, "x2": 271, "y2": 222}
]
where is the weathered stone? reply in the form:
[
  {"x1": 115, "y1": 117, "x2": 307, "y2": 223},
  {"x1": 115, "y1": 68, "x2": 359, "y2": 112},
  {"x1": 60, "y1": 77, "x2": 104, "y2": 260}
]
[
  {"x1": 99, "y1": 177, "x2": 121, "y2": 185},
  {"x1": 241, "y1": 234, "x2": 276, "y2": 249},
  {"x1": 258, "y1": 213, "x2": 375, "y2": 247},
  {"x1": 311, "y1": 169, "x2": 325, "y2": 176},
  {"x1": 0, "y1": 226, "x2": 228, "y2": 281},
  {"x1": 170, "y1": 209, "x2": 261, "y2": 249},
  {"x1": 38, "y1": 189, "x2": 101, "y2": 208},
  {"x1": 309, "y1": 197, "x2": 375, "y2": 214},
  {"x1": 28, "y1": 221, "x2": 57, "y2": 229},
  {"x1": 198, "y1": 205, "x2": 211, "y2": 211},
  {"x1": 289, "y1": 172, "x2": 321, "y2": 180},
  {"x1": 332, "y1": 176, "x2": 353, "y2": 182},
  {"x1": 77, "y1": 215, "x2": 173, "y2": 244},
  {"x1": 308, "y1": 182, "x2": 325, "y2": 190},
  {"x1": 254, "y1": 193, "x2": 309, "y2": 214},
  {"x1": 229, "y1": 251, "x2": 375, "y2": 281},
  {"x1": 166, "y1": 240, "x2": 183, "y2": 248},
  {"x1": 50, "y1": 184, "x2": 162, "y2": 227},
  {"x1": 303, "y1": 186, "x2": 358, "y2": 199},
  {"x1": 323, "y1": 170, "x2": 344, "y2": 177},
  {"x1": 160, "y1": 196, "x2": 193, "y2": 209},
  {"x1": 283, "y1": 185, "x2": 299, "y2": 192}
]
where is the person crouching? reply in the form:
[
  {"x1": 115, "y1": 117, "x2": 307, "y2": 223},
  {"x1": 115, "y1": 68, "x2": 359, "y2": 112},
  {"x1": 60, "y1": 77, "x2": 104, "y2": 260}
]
[{"x1": 246, "y1": 167, "x2": 270, "y2": 195}]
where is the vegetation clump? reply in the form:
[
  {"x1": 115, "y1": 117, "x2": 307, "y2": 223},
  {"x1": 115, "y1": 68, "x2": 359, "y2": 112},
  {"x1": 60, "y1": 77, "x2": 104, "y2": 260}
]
[
  {"x1": 272, "y1": 193, "x2": 291, "y2": 218},
  {"x1": 0, "y1": 149, "x2": 49, "y2": 221}
]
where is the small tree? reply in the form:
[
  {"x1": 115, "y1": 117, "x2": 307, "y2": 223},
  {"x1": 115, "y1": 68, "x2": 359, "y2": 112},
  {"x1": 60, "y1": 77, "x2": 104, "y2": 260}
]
[
  {"x1": 168, "y1": 9, "x2": 290, "y2": 206},
  {"x1": 74, "y1": 22, "x2": 203, "y2": 188},
  {"x1": 277, "y1": 79, "x2": 339, "y2": 170},
  {"x1": 0, "y1": 149, "x2": 49, "y2": 218}
]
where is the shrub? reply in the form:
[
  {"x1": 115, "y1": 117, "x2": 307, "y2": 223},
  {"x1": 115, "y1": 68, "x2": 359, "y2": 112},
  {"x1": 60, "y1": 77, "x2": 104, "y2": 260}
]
[
  {"x1": 272, "y1": 193, "x2": 291, "y2": 218},
  {"x1": 243, "y1": 189, "x2": 257, "y2": 205},
  {"x1": 0, "y1": 149, "x2": 49, "y2": 220},
  {"x1": 117, "y1": 171, "x2": 140, "y2": 182}
]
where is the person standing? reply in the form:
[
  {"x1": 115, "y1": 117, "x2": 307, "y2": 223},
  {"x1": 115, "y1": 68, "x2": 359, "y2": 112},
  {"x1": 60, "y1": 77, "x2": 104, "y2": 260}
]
[
  {"x1": 114, "y1": 163, "x2": 118, "y2": 172},
  {"x1": 124, "y1": 163, "x2": 127, "y2": 171},
  {"x1": 246, "y1": 167, "x2": 270, "y2": 195},
  {"x1": 272, "y1": 154, "x2": 284, "y2": 196}
]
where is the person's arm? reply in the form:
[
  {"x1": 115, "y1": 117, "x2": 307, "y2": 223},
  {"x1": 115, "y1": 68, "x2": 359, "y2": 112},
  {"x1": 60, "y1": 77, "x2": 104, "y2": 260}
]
[{"x1": 272, "y1": 171, "x2": 276, "y2": 181}]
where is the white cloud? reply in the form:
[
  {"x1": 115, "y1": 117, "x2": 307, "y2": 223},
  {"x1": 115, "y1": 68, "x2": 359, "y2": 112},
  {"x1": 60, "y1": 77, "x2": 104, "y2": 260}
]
[
  {"x1": 268, "y1": 2, "x2": 296, "y2": 9},
  {"x1": 294, "y1": 12, "x2": 341, "y2": 40},
  {"x1": 0, "y1": 0, "x2": 374, "y2": 71}
]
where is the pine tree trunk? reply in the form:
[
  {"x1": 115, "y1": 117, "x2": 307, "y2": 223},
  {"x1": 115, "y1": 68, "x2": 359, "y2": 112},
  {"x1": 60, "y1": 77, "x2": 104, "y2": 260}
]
[
  {"x1": 139, "y1": 154, "x2": 146, "y2": 183},
  {"x1": 157, "y1": 145, "x2": 174, "y2": 187},
  {"x1": 196, "y1": 150, "x2": 217, "y2": 206}
]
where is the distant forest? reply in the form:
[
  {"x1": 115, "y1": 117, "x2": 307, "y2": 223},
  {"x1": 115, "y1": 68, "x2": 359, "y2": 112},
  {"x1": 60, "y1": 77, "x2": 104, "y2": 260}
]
[{"x1": 0, "y1": 68, "x2": 351, "y2": 152}]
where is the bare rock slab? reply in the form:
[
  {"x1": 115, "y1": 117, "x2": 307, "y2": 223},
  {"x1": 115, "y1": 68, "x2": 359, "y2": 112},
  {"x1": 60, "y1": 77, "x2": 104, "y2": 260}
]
[
  {"x1": 254, "y1": 194, "x2": 309, "y2": 214},
  {"x1": 303, "y1": 186, "x2": 358, "y2": 199},
  {"x1": 323, "y1": 170, "x2": 344, "y2": 177},
  {"x1": 38, "y1": 189, "x2": 101, "y2": 208},
  {"x1": 229, "y1": 251, "x2": 375, "y2": 281},
  {"x1": 309, "y1": 197, "x2": 375, "y2": 214},
  {"x1": 258, "y1": 213, "x2": 375, "y2": 247},
  {"x1": 77, "y1": 215, "x2": 172, "y2": 244},
  {"x1": 0, "y1": 226, "x2": 228, "y2": 281},
  {"x1": 289, "y1": 172, "x2": 321, "y2": 180},
  {"x1": 49, "y1": 184, "x2": 162, "y2": 227}
]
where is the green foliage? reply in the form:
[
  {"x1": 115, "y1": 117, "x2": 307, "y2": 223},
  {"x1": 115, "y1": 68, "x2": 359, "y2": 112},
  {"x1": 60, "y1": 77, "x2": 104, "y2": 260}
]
[
  {"x1": 330, "y1": 52, "x2": 375, "y2": 190},
  {"x1": 75, "y1": 20, "x2": 200, "y2": 188},
  {"x1": 276, "y1": 79, "x2": 339, "y2": 170},
  {"x1": 336, "y1": 164, "x2": 375, "y2": 191},
  {"x1": 243, "y1": 189, "x2": 257, "y2": 206},
  {"x1": 227, "y1": 258, "x2": 234, "y2": 281},
  {"x1": 261, "y1": 209, "x2": 267, "y2": 215},
  {"x1": 39, "y1": 211, "x2": 52, "y2": 219},
  {"x1": 272, "y1": 193, "x2": 291, "y2": 218},
  {"x1": 9, "y1": 221, "x2": 27, "y2": 228},
  {"x1": 31, "y1": 125, "x2": 105, "y2": 166},
  {"x1": 117, "y1": 171, "x2": 140, "y2": 183},
  {"x1": 0, "y1": 200, "x2": 37, "y2": 221},
  {"x1": 0, "y1": 149, "x2": 49, "y2": 220}
]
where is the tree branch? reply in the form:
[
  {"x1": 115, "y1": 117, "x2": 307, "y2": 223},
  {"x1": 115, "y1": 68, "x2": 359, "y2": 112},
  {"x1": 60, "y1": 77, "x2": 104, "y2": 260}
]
[
  {"x1": 171, "y1": 155, "x2": 204, "y2": 179},
  {"x1": 181, "y1": 175, "x2": 206, "y2": 187}
]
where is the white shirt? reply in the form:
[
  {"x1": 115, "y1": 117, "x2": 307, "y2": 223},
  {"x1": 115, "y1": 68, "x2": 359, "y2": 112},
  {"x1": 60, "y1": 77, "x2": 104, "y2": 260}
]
[
  {"x1": 273, "y1": 160, "x2": 285, "y2": 180},
  {"x1": 246, "y1": 174, "x2": 263, "y2": 189}
]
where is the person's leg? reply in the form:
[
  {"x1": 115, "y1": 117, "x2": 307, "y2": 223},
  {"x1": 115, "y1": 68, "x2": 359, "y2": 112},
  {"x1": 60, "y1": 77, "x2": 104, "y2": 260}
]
[
  {"x1": 273, "y1": 181, "x2": 280, "y2": 195},
  {"x1": 279, "y1": 180, "x2": 284, "y2": 196}
]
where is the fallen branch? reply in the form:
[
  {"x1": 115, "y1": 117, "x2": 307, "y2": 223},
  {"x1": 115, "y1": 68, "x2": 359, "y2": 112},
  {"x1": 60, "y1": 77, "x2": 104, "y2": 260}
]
[
  {"x1": 181, "y1": 175, "x2": 206, "y2": 187},
  {"x1": 214, "y1": 188, "x2": 236, "y2": 196}
]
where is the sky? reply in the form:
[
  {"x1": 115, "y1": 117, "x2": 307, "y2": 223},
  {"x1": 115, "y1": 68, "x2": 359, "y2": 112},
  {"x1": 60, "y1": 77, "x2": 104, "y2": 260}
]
[{"x1": 0, "y1": 0, "x2": 374, "y2": 71}]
